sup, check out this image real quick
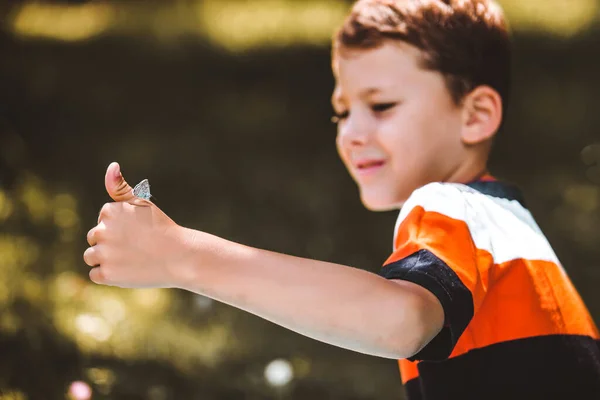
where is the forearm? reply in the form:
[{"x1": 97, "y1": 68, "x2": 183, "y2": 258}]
[{"x1": 174, "y1": 228, "x2": 442, "y2": 359}]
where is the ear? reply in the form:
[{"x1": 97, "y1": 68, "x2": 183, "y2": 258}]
[{"x1": 460, "y1": 86, "x2": 503, "y2": 145}]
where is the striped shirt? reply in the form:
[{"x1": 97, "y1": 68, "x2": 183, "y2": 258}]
[{"x1": 378, "y1": 176, "x2": 600, "y2": 399}]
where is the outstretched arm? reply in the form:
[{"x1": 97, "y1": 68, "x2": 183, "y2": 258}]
[
  {"x1": 84, "y1": 162, "x2": 444, "y2": 359},
  {"x1": 175, "y1": 228, "x2": 444, "y2": 359}
]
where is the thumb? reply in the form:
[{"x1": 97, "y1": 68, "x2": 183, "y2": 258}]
[{"x1": 105, "y1": 162, "x2": 135, "y2": 202}]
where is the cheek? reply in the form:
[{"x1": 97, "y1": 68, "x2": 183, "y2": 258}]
[
  {"x1": 386, "y1": 104, "x2": 459, "y2": 154},
  {"x1": 376, "y1": 113, "x2": 419, "y2": 158},
  {"x1": 335, "y1": 129, "x2": 342, "y2": 152},
  {"x1": 376, "y1": 108, "x2": 453, "y2": 181},
  {"x1": 335, "y1": 130, "x2": 350, "y2": 165}
]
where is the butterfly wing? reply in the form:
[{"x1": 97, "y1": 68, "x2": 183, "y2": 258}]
[{"x1": 133, "y1": 179, "x2": 152, "y2": 200}]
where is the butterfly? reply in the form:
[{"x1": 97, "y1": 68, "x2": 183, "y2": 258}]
[{"x1": 133, "y1": 179, "x2": 152, "y2": 200}]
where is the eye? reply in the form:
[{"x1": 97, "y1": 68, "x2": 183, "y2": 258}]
[
  {"x1": 331, "y1": 110, "x2": 349, "y2": 124},
  {"x1": 371, "y1": 102, "x2": 397, "y2": 113}
]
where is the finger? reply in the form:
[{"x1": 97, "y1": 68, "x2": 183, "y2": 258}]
[
  {"x1": 128, "y1": 197, "x2": 154, "y2": 208},
  {"x1": 83, "y1": 246, "x2": 101, "y2": 267},
  {"x1": 87, "y1": 227, "x2": 97, "y2": 246},
  {"x1": 89, "y1": 267, "x2": 106, "y2": 284},
  {"x1": 97, "y1": 203, "x2": 113, "y2": 224},
  {"x1": 87, "y1": 222, "x2": 105, "y2": 245},
  {"x1": 105, "y1": 162, "x2": 135, "y2": 202}
]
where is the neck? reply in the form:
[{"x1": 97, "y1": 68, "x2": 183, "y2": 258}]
[{"x1": 442, "y1": 159, "x2": 490, "y2": 184}]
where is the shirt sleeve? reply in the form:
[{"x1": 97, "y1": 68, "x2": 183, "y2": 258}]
[{"x1": 378, "y1": 183, "x2": 490, "y2": 362}]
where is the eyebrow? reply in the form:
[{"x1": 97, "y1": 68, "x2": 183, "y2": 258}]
[
  {"x1": 331, "y1": 87, "x2": 384, "y2": 106},
  {"x1": 359, "y1": 87, "x2": 383, "y2": 98}
]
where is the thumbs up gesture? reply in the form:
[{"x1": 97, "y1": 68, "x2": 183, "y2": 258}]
[{"x1": 83, "y1": 162, "x2": 196, "y2": 288}]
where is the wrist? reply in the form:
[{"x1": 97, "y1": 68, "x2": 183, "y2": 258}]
[
  {"x1": 168, "y1": 225, "x2": 204, "y2": 290},
  {"x1": 169, "y1": 225, "x2": 250, "y2": 292}
]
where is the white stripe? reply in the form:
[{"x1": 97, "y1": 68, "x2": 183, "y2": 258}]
[{"x1": 393, "y1": 182, "x2": 561, "y2": 266}]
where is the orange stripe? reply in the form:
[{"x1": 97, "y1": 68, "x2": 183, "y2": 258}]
[
  {"x1": 449, "y1": 255, "x2": 600, "y2": 358},
  {"x1": 385, "y1": 206, "x2": 489, "y2": 313},
  {"x1": 475, "y1": 173, "x2": 496, "y2": 182},
  {"x1": 398, "y1": 359, "x2": 419, "y2": 384},
  {"x1": 461, "y1": 173, "x2": 496, "y2": 184},
  {"x1": 386, "y1": 206, "x2": 600, "y2": 384},
  {"x1": 396, "y1": 256, "x2": 600, "y2": 383}
]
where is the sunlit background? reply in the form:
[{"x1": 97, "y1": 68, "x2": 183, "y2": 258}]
[{"x1": 1, "y1": 0, "x2": 600, "y2": 399}]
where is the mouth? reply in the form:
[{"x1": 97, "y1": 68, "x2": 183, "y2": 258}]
[{"x1": 353, "y1": 159, "x2": 386, "y2": 176}]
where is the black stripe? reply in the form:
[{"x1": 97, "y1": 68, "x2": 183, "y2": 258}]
[
  {"x1": 378, "y1": 249, "x2": 474, "y2": 362},
  {"x1": 465, "y1": 180, "x2": 527, "y2": 208},
  {"x1": 403, "y1": 335, "x2": 600, "y2": 400},
  {"x1": 404, "y1": 378, "x2": 424, "y2": 400}
]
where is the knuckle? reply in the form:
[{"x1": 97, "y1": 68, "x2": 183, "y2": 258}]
[
  {"x1": 83, "y1": 245, "x2": 107, "y2": 267},
  {"x1": 83, "y1": 247, "x2": 96, "y2": 266},
  {"x1": 99, "y1": 203, "x2": 112, "y2": 219},
  {"x1": 94, "y1": 227, "x2": 105, "y2": 241},
  {"x1": 87, "y1": 226, "x2": 106, "y2": 244},
  {"x1": 86, "y1": 228, "x2": 94, "y2": 243},
  {"x1": 90, "y1": 268, "x2": 105, "y2": 284},
  {"x1": 101, "y1": 265, "x2": 114, "y2": 282},
  {"x1": 115, "y1": 179, "x2": 131, "y2": 196}
]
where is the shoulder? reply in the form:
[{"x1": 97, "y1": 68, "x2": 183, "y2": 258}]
[
  {"x1": 397, "y1": 180, "x2": 531, "y2": 225},
  {"x1": 402, "y1": 182, "x2": 477, "y2": 209},
  {"x1": 393, "y1": 181, "x2": 560, "y2": 265},
  {"x1": 392, "y1": 182, "x2": 477, "y2": 249},
  {"x1": 397, "y1": 182, "x2": 477, "y2": 224}
]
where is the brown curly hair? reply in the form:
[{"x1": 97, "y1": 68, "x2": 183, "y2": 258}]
[{"x1": 333, "y1": 0, "x2": 512, "y2": 114}]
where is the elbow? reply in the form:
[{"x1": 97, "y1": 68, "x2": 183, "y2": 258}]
[
  {"x1": 387, "y1": 328, "x2": 431, "y2": 361},
  {"x1": 384, "y1": 288, "x2": 445, "y2": 360}
]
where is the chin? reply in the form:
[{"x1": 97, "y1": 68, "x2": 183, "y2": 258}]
[{"x1": 359, "y1": 190, "x2": 406, "y2": 212}]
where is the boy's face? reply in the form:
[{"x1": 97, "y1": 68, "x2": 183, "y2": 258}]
[{"x1": 332, "y1": 41, "x2": 466, "y2": 211}]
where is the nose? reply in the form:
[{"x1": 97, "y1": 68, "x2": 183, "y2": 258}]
[{"x1": 337, "y1": 113, "x2": 370, "y2": 148}]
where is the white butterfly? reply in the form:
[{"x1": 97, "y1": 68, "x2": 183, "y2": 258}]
[{"x1": 133, "y1": 179, "x2": 152, "y2": 200}]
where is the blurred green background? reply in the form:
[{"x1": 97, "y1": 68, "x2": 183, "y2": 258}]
[{"x1": 0, "y1": 0, "x2": 599, "y2": 399}]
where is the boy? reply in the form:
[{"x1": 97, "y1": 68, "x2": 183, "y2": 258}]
[{"x1": 83, "y1": 0, "x2": 600, "y2": 398}]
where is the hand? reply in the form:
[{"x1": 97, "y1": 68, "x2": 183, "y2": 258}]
[{"x1": 83, "y1": 162, "x2": 194, "y2": 288}]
